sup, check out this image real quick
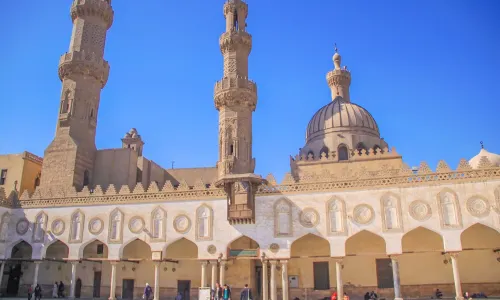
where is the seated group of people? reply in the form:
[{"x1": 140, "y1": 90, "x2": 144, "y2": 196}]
[{"x1": 435, "y1": 289, "x2": 488, "y2": 299}]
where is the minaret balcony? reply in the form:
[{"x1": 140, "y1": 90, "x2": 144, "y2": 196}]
[
  {"x1": 214, "y1": 76, "x2": 257, "y2": 109},
  {"x1": 219, "y1": 31, "x2": 252, "y2": 54},
  {"x1": 214, "y1": 76, "x2": 257, "y2": 94},
  {"x1": 71, "y1": 0, "x2": 114, "y2": 29},
  {"x1": 58, "y1": 51, "x2": 110, "y2": 87}
]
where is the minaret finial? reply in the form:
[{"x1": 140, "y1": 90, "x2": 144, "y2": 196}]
[
  {"x1": 334, "y1": 43, "x2": 338, "y2": 53},
  {"x1": 480, "y1": 141, "x2": 484, "y2": 149}
]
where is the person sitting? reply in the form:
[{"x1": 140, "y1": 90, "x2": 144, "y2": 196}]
[
  {"x1": 435, "y1": 289, "x2": 443, "y2": 299},
  {"x1": 364, "y1": 292, "x2": 370, "y2": 300},
  {"x1": 331, "y1": 291, "x2": 338, "y2": 300}
]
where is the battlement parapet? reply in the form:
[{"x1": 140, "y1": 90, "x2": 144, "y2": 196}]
[
  {"x1": 219, "y1": 31, "x2": 252, "y2": 54},
  {"x1": 8, "y1": 157, "x2": 500, "y2": 208}
]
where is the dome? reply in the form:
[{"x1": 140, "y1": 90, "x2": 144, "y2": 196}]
[
  {"x1": 306, "y1": 96, "x2": 379, "y2": 142},
  {"x1": 468, "y1": 148, "x2": 500, "y2": 168}
]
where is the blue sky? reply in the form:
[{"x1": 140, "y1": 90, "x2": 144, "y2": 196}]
[{"x1": 1, "y1": 0, "x2": 499, "y2": 181}]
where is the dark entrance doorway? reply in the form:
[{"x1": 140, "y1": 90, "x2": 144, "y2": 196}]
[
  {"x1": 75, "y1": 278, "x2": 82, "y2": 298},
  {"x1": 376, "y1": 258, "x2": 394, "y2": 289},
  {"x1": 6, "y1": 264, "x2": 22, "y2": 296},
  {"x1": 313, "y1": 261, "x2": 330, "y2": 290},
  {"x1": 122, "y1": 279, "x2": 135, "y2": 299},
  {"x1": 178, "y1": 280, "x2": 191, "y2": 300},
  {"x1": 93, "y1": 271, "x2": 102, "y2": 297}
]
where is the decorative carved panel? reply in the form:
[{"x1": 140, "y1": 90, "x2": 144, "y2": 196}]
[
  {"x1": 326, "y1": 197, "x2": 347, "y2": 236},
  {"x1": 150, "y1": 207, "x2": 167, "y2": 242},
  {"x1": 196, "y1": 204, "x2": 213, "y2": 241},
  {"x1": 274, "y1": 198, "x2": 292, "y2": 237},
  {"x1": 466, "y1": 196, "x2": 490, "y2": 218},
  {"x1": 437, "y1": 189, "x2": 463, "y2": 229},
  {"x1": 299, "y1": 208, "x2": 320, "y2": 228},
  {"x1": 51, "y1": 219, "x2": 65, "y2": 237},
  {"x1": 380, "y1": 193, "x2": 403, "y2": 232},
  {"x1": 352, "y1": 204, "x2": 375, "y2": 225},
  {"x1": 69, "y1": 210, "x2": 85, "y2": 243},
  {"x1": 409, "y1": 200, "x2": 432, "y2": 222},
  {"x1": 0, "y1": 212, "x2": 11, "y2": 243},
  {"x1": 108, "y1": 208, "x2": 124, "y2": 244}
]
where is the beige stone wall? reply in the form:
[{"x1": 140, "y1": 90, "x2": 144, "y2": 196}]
[
  {"x1": 93, "y1": 148, "x2": 138, "y2": 189},
  {"x1": 0, "y1": 154, "x2": 24, "y2": 196},
  {"x1": 20, "y1": 158, "x2": 41, "y2": 195}
]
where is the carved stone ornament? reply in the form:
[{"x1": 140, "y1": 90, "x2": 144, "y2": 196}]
[
  {"x1": 269, "y1": 243, "x2": 280, "y2": 253},
  {"x1": 352, "y1": 204, "x2": 375, "y2": 225},
  {"x1": 16, "y1": 218, "x2": 29, "y2": 235},
  {"x1": 299, "y1": 208, "x2": 320, "y2": 228},
  {"x1": 207, "y1": 245, "x2": 217, "y2": 254},
  {"x1": 51, "y1": 219, "x2": 65, "y2": 236},
  {"x1": 173, "y1": 215, "x2": 191, "y2": 234},
  {"x1": 128, "y1": 216, "x2": 145, "y2": 234},
  {"x1": 409, "y1": 200, "x2": 432, "y2": 221},
  {"x1": 88, "y1": 217, "x2": 104, "y2": 235},
  {"x1": 466, "y1": 197, "x2": 490, "y2": 218}
]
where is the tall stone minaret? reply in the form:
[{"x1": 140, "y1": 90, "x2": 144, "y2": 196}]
[
  {"x1": 214, "y1": 0, "x2": 264, "y2": 224},
  {"x1": 40, "y1": 0, "x2": 114, "y2": 189}
]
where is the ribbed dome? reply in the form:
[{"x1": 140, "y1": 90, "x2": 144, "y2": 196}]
[
  {"x1": 469, "y1": 148, "x2": 500, "y2": 168},
  {"x1": 306, "y1": 96, "x2": 379, "y2": 141}
]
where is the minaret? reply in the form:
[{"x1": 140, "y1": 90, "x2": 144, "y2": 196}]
[
  {"x1": 214, "y1": 0, "x2": 264, "y2": 224},
  {"x1": 326, "y1": 46, "x2": 351, "y2": 102},
  {"x1": 40, "y1": 0, "x2": 114, "y2": 189}
]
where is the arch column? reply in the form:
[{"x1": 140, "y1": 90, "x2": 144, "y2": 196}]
[
  {"x1": 201, "y1": 261, "x2": 208, "y2": 287},
  {"x1": 153, "y1": 261, "x2": 161, "y2": 300},
  {"x1": 449, "y1": 252, "x2": 464, "y2": 300},
  {"x1": 33, "y1": 261, "x2": 42, "y2": 287},
  {"x1": 109, "y1": 261, "x2": 118, "y2": 300},
  {"x1": 262, "y1": 260, "x2": 268, "y2": 300},
  {"x1": 281, "y1": 260, "x2": 289, "y2": 300},
  {"x1": 219, "y1": 260, "x2": 226, "y2": 286},
  {"x1": 69, "y1": 261, "x2": 79, "y2": 299},
  {"x1": 211, "y1": 261, "x2": 217, "y2": 289},
  {"x1": 390, "y1": 256, "x2": 402, "y2": 300},
  {"x1": 0, "y1": 262, "x2": 5, "y2": 289},
  {"x1": 335, "y1": 258, "x2": 343, "y2": 299},
  {"x1": 270, "y1": 260, "x2": 277, "y2": 300}
]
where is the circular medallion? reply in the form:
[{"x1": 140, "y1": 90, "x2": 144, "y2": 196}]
[
  {"x1": 51, "y1": 219, "x2": 65, "y2": 236},
  {"x1": 88, "y1": 217, "x2": 104, "y2": 235},
  {"x1": 207, "y1": 245, "x2": 217, "y2": 254},
  {"x1": 466, "y1": 197, "x2": 490, "y2": 218},
  {"x1": 409, "y1": 200, "x2": 432, "y2": 221},
  {"x1": 16, "y1": 218, "x2": 29, "y2": 235},
  {"x1": 269, "y1": 243, "x2": 280, "y2": 253},
  {"x1": 299, "y1": 208, "x2": 320, "y2": 228},
  {"x1": 352, "y1": 204, "x2": 375, "y2": 225},
  {"x1": 128, "y1": 216, "x2": 145, "y2": 234},
  {"x1": 173, "y1": 215, "x2": 191, "y2": 234}
]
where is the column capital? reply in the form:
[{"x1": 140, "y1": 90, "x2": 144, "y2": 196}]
[
  {"x1": 219, "y1": 260, "x2": 227, "y2": 266},
  {"x1": 280, "y1": 260, "x2": 288, "y2": 265},
  {"x1": 270, "y1": 260, "x2": 278, "y2": 266},
  {"x1": 210, "y1": 260, "x2": 218, "y2": 265},
  {"x1": 448, "y1": 251, "x2": 461, "y2": 259},
  {"x1": 153, "y1": 261, "x2": 162, "y2": 266},
  {"x1": 34, "y1": 261, "x2": 43, "y2": 265},
  {"x1": 389, "y1": 254, "x2": 401, "y2": 261},
  {"x1": 332, "y1": 257, "x2": 344, "y2": 263},
  {"x1": 109, "y1": 260, "x2": 119, "y2": 265},
  {"x1": 200, "y1": 260, "x2": 209, "y2": 266}
]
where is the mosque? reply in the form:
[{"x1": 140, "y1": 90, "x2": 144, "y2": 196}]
[{"x1": 0, "y1": 1, "x2": 499, "y2": 300}]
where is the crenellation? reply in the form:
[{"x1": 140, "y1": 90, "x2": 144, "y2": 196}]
[
  {"x1": 161, "y1": 180, "x2": 175, "y2": 192},
  {"x1": 436, "y1": 160, "x2": 452, "y2": 173},
  {"x1": 147, "y1": 181, "x2": 160, "y2": 193},
  {"x1": 417, "y1": 162, "x2": 433, "y2": 174},
  {"x1": 133, "y1": 182, "x2": 145, "y2": 194},
  {"x1": 70, "y1": 0, "x2": 114, "y2": 29},
  {"x1": 105, "y1": 184, "x2": 117, "y2": 195},
  {"x1": 93, "y1": 184, "x2": 104, "y2": 195},
  {"x1": 118, "y1": 185, "x2": 130, "y2": 194}
]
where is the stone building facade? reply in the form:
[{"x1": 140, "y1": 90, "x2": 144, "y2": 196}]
[{"x1": 0, "y1": 1, "x2": 499, "y2": 300}]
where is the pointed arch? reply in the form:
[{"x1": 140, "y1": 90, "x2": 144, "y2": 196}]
[
  {"x1": 326, "y1": 196, "x2": 347, "y2": 236},
  {"x1": 402, "y1": 226, "x2": 444, "y2": 252},
  {"x1": 319, "y1": 146, "x2": 329, "y2": 158},
  {"x1": 44, "y1": 239, "x2": 69, "y2": 259},
  {"x1": 346, "y1": 230, "x2": 386, "y2": 255},
  {"x1": 108, "y1": 208, "x2": 124, "y2": 244},
  {"x1": 164, "y1": 237, "x2": 198, "y2": 259},
  {"x1": 195, "y1": 204, "x2": 213, "y2": 241},
  {"x1": 121, "y1": 238, "x2": 151, "y2": 259},
  {"x1": 150, "y1": 206, "x2": 167, "y2": 242},
  {"x1": 274, "y1": 197, "x2": 292, "y2": 237},
  {"x1": 79, "y1": 238, "x2": 108, "y2": 259},
  {"x1": 0, "y1": 212, "x2": 11, "y2": 243},
  {"x1": 69, "y1": 209, "x2": 85, "y2": 243},
  {"x1": 437, "y1": 188, "x2": 463, "y2": 229},
  {"x1": 228, "y1": 235, "x2": 260, "y2": 258},
  {"x1": 291, "y1": 233, "x2": 330, "y2": 257},
  {"x1": 356, "y1": 142, "x2": 367, "y2": 155},
  {"x1": 461, "y1": 223, "x2": 500, "y2": 249},
  {"x1": 380, "y1": 192, "x2": 403, "y2": 232},
  {"x1": 32, "y1": 211, "x2": 48, "y2": 243},
  {"x1": 8, "y1": 239, "x2": 33, "y2": 259}
]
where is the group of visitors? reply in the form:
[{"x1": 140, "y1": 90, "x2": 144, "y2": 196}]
[
  {"x1": 434, "y1": 289, "x2": 488, "y2": 299},
  {"x1": 27, "y1": 285, "x2": 42, "y2": 300},
  {"x1": 331, "y1": 291, "x2": 350, "y2": 300},
  {"x1": 364, "y1": 291, "x2": 378, "y2": 300},
  {"x1": 27, "y1": 281, "x2": 65, "y2": 300},
  {"x1": 211, "y1": 282, "x2": 236, "y2": 300}
]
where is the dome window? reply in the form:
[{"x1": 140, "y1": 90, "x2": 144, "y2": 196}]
[
  {"x1": 230, "y1": 144, "x2": 234, "y2": 155},
  {"x1": 320, "y1": 146, "x2": 329, "y2": 158},
  {"x1": 338, "y1": 145, "x2": 348, "y2": 161},
  {"x1": 356, "y1": 143, "x2": 367, "y2": 156}
]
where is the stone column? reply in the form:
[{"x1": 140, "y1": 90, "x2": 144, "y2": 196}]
[
  {"x1": 281, "y1": 261, "x2": 289, "y2": 300},
  {"x1": 390, "y1": 256, "x2": 402, "y2": 300},
  {"x1": 219, "y1": 261, "x2": 226, "y2": 286},
  {"x1": 262, "y1": 260, "x2": 268, "y2": 300},
  {"x1": 109, "y1": 261, "x2": 118, "y2": 300},
  {"x1": 211, "y1": 261, "x2": 217, "y2": 289},
  {"x1": 0, "y1": 261, "x2": 5, "y2": 290},
  {"x1": 154, "y1": 261, "x2": 161, "y2": 300},
  {"x1": 201, "y1": 261, "x2": 208, "y2": 287},
  {"x1": 33, "y1": 261, "x2": 42, "y2": 287},
  {"x1": 69, "y1": 261, "x2": 78, "y2": 298},
  {"x1": 270, "y1": 260, "x2": 277, "y2": 300},
  {"x1": 335, "y1": 259, "x2": 343, "y2": 300},
  {"x1": 450, "y1": 253, "x2": 464, "y2": 300}
]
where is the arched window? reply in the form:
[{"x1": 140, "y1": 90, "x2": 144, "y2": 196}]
[
  {"x1": 319, "y1": 146, "x2": 329, "y2": 158},
  {"x1": 83, "y1": 170, "x2": 90, "y2": 187},
  {"x1": 34, "y1": 175, "x2": 40, "y2": 189},
  {"x1": 373, "y1": 145, "x2": 382, "y2": 154},
  {"x1": 196, "y1": 205, "x2": 213, "y2": 241},
  {"x1": 70, "y1": 210, "x2": 84, "y2": 242},
  {"x1": 307, "y1": 151, "x2": 314, "y2": 159},
  {"x1": 151, "y1": 208, "x2": 165, "y2": 240},
  {"x1": 229, "y1": 144, "x2": 234, "y2": 155},
  {"x1": 108, "y1": 209, "x2": 123, "y2": 243},
  {"x1": 356, "y1": 143, "x2": 367, "y2": 156},
  {"x1": 90, "y1": 109, "x2": 94, "y2": 118},
  {"x1": 338, "y1": 145, "x2": 348, "y2": 161}
]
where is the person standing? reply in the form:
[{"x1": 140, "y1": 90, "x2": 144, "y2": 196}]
[
  {"x1": 34, "y1": 284, "x2": 42, "y2": 300},
  {"x1": 27, "y1": 285, "x2": 33, "y2": 300},
  {"x1": 143, "y1": 283, "x2": 153, "y2": 300},
  {"x1": 58, "y1": 281, "x2": 65, "y2": 298},
  {"x1": 223, "y1": 284, "x2": 231, "y2": 300},
  {"x1": 240, "y1": 284, "x2": 252, "y2": 300},
  {"x1": 52, "y1": 282, "x2": 58, "y2": 298}
]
